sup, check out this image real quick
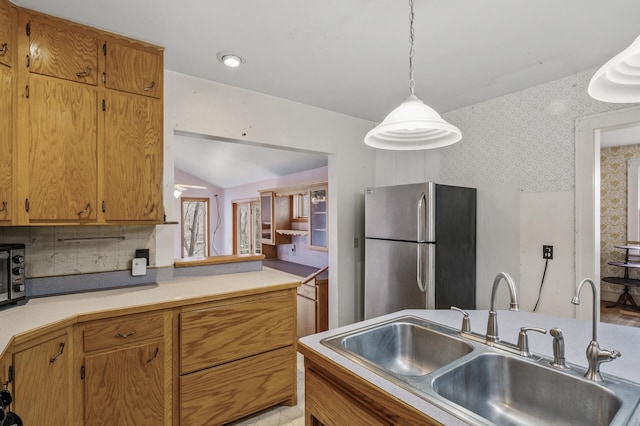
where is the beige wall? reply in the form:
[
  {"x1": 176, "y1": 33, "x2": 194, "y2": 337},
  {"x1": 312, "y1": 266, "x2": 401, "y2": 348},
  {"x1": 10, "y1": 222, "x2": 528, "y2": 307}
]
[{"x1": 600, "y1": 144, "x2": 640, "y2": 299}]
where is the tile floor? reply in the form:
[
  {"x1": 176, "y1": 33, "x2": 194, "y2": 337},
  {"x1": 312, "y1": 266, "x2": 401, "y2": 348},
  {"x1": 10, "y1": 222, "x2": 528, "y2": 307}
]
[{"x1": 229, "y1": 353, "x2": 306, "y2": 426}]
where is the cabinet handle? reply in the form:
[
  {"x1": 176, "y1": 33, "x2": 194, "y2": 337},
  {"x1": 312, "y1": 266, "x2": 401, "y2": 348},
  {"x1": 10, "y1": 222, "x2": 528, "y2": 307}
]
[
  {"x1": 25, "y1": 54, "x2": 29, "y2": 68},
  {"x1": 114, "y1": 330, "x2": 136, "y2": 339},
  {"x1": 0, "y1": 43, "x2": 7, "y2": 55},
  {"x1": 24, "y1": 198, "x2": 29, "y2": 213},
  {"x1": 102, "y1": 200, "x2": 106, "y2": 213},
  {"x1": 76, "y1": 65, "x2": 92, "y2": 78},
  {"x1": 50, "y1": 343, "x2": 65, "y2": 363},
  {"x1": 0, "y1": 201, "x2": 6, "y2": 213},
  {"x1": 143, "y1": 81, "x2": 155, "y2": 92},
  {"x1": 146, "y1": 347, "x2": 159, "y2": 364},
  {"x1": 77, "y1": 203, "x2": 91, "y2": 216},
  {"x1": 143, "y1": 204, "x2": 155, "y2": 216}
]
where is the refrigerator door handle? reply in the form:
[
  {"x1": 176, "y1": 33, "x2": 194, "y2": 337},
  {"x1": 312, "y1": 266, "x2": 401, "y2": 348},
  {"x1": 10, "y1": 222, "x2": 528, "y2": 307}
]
[
  {"x1": 417, "y1": 244, "x2": 427, "y2": 293},
  {"x1": 417, "y1": 192, "x2": 427, "y2": 243}
]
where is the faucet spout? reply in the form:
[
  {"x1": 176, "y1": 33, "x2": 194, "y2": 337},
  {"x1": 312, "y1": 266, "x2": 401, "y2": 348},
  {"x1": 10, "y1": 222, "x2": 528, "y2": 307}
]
[
  {"x1": 486, "y1": 272, "x2": 520, "y2": 343},
  {"x1": 571, "y1": 278, "x2": 621, "y2": 381}
]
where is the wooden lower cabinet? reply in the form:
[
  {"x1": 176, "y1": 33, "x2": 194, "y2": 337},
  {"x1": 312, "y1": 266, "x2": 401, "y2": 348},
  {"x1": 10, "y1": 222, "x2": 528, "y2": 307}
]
[
  {"x1": 79, "y1": 310, "x2": 170, "y2": 425},
  {"x1": 13, "y1": 333, "x2": 71, "y2": 425},
  {"x1": 84, "y1": 342, "x2": 165, "y2": 425},
  {"x1": 301, "y1": 349, "x2": 441, "y2": 426},
  {"x1": 179, "y1": 289, "x2": 297, "y2": 425}
]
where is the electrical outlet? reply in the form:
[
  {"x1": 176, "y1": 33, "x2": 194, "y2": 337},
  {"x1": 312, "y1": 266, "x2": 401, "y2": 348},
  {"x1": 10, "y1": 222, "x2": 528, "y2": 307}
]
[{"x1": 543, "y1": 245, "x2": 553, "y2": 260}]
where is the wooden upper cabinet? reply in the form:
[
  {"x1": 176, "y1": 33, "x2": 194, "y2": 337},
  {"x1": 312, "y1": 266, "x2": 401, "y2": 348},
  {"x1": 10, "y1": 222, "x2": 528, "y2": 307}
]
[
  {"x1": 27, "y1": 78, "x2": 98, "y2": 221},
  {"x1": 28, "y1": 16, "x2": 98, "y2": 85},
  {"x1": 0, "y1": 0, "x2": 15, "y2": 68},
  {"x1": 103, "y1": 92, "x2": 162, "y2": 222},
  {"x1": 0, "y1": 64, "x2": 12, "y2": 223},
  {"x1": 104, "y1": 41, "x2": 162, "y2": 98}
]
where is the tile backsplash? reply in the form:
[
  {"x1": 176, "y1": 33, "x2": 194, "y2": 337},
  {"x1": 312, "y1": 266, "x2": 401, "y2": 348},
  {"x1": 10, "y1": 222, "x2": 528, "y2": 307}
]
[{"x1": 0, "y1": 226, "x2": 156, "y2": 278}]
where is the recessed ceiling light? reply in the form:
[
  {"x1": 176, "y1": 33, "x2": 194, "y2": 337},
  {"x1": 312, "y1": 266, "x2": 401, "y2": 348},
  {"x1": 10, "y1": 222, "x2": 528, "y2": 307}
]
[{"x1": 216, "y1": 51, "x2": 245, "y2": 68}]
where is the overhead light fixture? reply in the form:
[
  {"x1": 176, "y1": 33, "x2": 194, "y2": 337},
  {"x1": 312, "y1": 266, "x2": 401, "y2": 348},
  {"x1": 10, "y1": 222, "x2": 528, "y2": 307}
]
[
  {"x1": 174, "y1": 184, "x2": 208, "y2": 199},
  {"x1": 364, "y1": 0, "x2": 461, "y2": 150},
  {"x1": 216, "y1": 51, "x2": 245, "y2": 68},
  {"x1": 588, "y1": 34, "x2": 640, "y2": 103}
]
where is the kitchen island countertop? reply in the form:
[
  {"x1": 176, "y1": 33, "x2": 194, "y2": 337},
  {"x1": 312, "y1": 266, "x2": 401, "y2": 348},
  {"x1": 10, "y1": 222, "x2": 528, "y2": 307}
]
[{"x1": 299, "y1": 308, "x2": 640, "y2": 425}]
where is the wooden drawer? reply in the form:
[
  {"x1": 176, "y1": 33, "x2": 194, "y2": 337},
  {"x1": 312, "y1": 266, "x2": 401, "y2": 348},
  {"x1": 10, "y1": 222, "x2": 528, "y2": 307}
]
[
  {"x1": 28, "y1": 15, "x2": 99, "y2": 85},
  {"x1": 180, "y1": 292, "x2": 295, "y2": 374},
  {"x1": 180, "y1": 346, "x2": 295, "y2": 426},
  {"x1": 297, "y1": 282, "x2": 316, "y2": 300},
  {"x1": 83, "y1": 311, "x2": 164, "y2": 352}
]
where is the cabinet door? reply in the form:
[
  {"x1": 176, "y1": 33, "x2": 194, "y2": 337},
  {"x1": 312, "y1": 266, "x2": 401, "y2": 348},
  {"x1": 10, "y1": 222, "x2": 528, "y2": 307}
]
[
  {"x1": 28, "y1": 16, "x2": 98, "y2": 85},
  {"x1": 13, "y1": 335, "x2": 70, "y2": 425},
  {"x1": 103, "y1": 92, "x2": 162, "y2": 222},
  {"x1": 28, "y1": 77, "x2": 98, "y2": 221},
  {"x1": 84, "y1": 342, "x2": 164, "y2": 425},
  {"x1": 0, "y1": 65, "x2": 11, "y2": 222},
  {"x1": 309, "y1": 186, "x2": 328, "y2": 251},
  {"x1": 104, "y1": 41, "x2": 162, "y2": 98},
  {"x1": 0, "y1": 0, "x2": 14, "y2": 68}
]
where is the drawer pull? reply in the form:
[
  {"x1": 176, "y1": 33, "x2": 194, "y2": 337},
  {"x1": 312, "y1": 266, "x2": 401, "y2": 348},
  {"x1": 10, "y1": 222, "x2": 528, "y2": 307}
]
[
  {"x1": 50, "y1": 343, "x2": 65, "y2": 363},
  {"x1": 76, "y1": 65, "x2": 92, "y2": 78},
  {"x1": 115, "y1": 330, "x2": 137, "y2": 339},
  {"x1": 143, "y1": 81, "x2": 155, "y2": 91},
  {"x1": 0, "y1": 43, "x2": 7, "y2": 55},
  {"x1": 146, "y1": 347, "x2": 159, "y2": 364}
]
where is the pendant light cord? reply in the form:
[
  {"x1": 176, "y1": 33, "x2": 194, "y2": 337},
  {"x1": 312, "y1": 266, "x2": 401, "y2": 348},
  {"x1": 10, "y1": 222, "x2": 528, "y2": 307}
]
[{"x1": 408, "y1": 0, "x2": 416, "y2": 96}]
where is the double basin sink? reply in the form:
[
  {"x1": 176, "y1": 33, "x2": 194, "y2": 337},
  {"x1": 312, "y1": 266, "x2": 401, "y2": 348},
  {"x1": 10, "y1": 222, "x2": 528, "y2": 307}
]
[{"x1": 321, "y1": 316, "x2": 640, "y2": 425}]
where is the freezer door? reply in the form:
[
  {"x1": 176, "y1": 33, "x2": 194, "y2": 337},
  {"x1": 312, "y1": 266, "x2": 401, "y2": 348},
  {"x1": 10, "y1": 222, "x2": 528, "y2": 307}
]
[
  {"x1": 364, "y1": 239, "x2": 435, "y2": 320},
  {"x1": 365, "y1": 182, "x2": 435, "y2": 242}
]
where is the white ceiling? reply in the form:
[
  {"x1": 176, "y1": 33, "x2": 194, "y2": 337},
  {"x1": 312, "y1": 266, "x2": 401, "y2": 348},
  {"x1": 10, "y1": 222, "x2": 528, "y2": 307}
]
[
  {"x1": 173, "y1": 133, "x2": 327, "y2": 188},
  {"x1": 13, "y1": 0, "x2": 640, "y2": 185}
]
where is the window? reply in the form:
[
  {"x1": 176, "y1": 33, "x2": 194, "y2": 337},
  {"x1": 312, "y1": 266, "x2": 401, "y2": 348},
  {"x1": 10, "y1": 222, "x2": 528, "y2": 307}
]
[
  {"x1": 181, "y1": 197, "x2": 210, "y2": 257},
  {"x1": 233, "y1": 199, "x2": 261, "y2": 255}
]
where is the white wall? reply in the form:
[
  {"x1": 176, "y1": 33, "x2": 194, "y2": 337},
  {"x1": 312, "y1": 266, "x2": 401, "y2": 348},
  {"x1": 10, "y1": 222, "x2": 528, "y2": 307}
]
[
  {"x1": 375, "y1": 69, "x2": 628, "y2": 317},
  {"x1": 159, "y1": 71, "x2": 376, "y2": 326}
]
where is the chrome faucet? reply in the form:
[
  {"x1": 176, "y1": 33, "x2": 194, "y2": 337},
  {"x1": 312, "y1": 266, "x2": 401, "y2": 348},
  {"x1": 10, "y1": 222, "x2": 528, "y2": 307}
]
[
  {"x1": 571, "y1": 278, "x2": 621, "y2": 382},
  {"x1": 486, "y1": 272, "x2": 520, "y2": 343}
]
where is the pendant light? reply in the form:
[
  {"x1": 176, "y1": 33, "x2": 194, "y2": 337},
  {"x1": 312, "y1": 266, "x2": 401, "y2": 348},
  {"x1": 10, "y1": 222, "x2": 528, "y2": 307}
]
[
  {"x1": 588, "y1": 34, "x2": 640, "y2": 103},
  {"x1": 364, "y1": 0, "x2": 461, "y2": 150}
]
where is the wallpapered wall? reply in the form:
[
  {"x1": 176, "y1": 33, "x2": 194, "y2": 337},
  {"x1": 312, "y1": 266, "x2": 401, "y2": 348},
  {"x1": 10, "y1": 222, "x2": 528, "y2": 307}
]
[{"x1": 601, "y1": 145, "x2": 640, "y2": 298}]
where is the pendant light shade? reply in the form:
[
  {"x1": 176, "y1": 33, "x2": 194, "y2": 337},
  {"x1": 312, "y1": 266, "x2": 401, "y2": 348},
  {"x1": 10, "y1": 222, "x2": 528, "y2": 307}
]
[
  {"x1": 364, "y1": 0, "x2": 461, "y2": 150},
  {"x1": 588, "y1": 34, "x2": 640, "y2": 103},
  {"x1": 364, "y1": 95, "x2": 462, "y2": 150}
]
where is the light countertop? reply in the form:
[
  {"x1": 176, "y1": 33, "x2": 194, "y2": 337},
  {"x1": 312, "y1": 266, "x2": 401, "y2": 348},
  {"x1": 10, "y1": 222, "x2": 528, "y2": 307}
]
[
  {"x1": 0, "y1": 270, "x2": 300, "y2": 353},
  {"x1": 299, "y1": 309, "x2": 640, "y2": 425}
]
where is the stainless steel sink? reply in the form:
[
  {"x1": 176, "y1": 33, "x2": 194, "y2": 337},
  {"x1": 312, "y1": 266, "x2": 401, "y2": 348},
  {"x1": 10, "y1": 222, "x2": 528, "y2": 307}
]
[
  {"x1": 321, "y1": 316, "x2": 473, "y2": 376},
  {"x1": 320, "y1": 315, "x2": 640, "y2": 425},
  {"x1": 432, "y1": 352, "x2": 625, "y2": 426}
]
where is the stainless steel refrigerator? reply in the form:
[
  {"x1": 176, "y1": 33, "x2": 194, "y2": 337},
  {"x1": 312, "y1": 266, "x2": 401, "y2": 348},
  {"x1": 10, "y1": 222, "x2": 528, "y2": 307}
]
[{"x1": 364, "y1": 182, "x2": 476, "y2": 319}]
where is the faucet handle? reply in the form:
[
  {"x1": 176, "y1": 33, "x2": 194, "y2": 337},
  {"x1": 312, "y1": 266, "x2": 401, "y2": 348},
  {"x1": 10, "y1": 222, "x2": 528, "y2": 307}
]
[
  {"x1": 517, "y1": 326, "x2": 547, "y2": 357},
  {"x1": 450, "y1": 306, "x2": 471, "y2": 333}
]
